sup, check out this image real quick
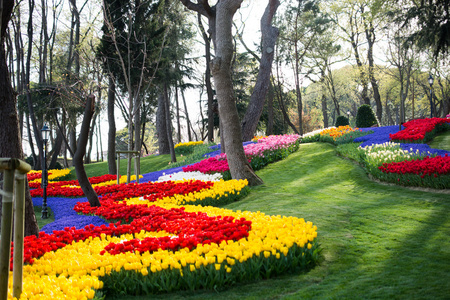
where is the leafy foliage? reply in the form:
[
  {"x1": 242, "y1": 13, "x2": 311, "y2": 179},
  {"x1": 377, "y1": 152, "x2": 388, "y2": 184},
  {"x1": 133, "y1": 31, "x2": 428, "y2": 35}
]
[
  {"x1": 335, "y1": 115, "x2": 349, "y2": 127},
  {"x1": 356, "y1": 104, "x2": 379, "y2": 128}
]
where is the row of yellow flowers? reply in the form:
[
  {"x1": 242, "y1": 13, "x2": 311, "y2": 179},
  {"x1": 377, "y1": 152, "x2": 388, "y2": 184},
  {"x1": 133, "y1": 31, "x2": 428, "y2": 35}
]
[
  {"x1": 29, "y1": 173, "x2": 140, "y2": 188},
  {"x1": 174, "y1": 141, "x2": 204, "y2": 148},
  {"x1": 10, "y1": 198, "x2": 318, "y2": 299}
]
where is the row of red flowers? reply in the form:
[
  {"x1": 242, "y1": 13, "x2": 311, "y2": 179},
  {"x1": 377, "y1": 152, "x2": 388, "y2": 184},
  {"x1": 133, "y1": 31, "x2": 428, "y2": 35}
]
[
  {"x1": 11, "y1": 205, "x2": 250, "y2": 270},
  {"x1": 28, "y1": 174, "x2": 117, "y2": 189},
  {"x1": 378, "y1": 154, "x2": 450, "y2": 178},
  {"x1": 389, "y1": 118, "x2": 450, "y2": 142},
  {"x1": 30, "y1": 179, "x2": 214, "y2": 201}
]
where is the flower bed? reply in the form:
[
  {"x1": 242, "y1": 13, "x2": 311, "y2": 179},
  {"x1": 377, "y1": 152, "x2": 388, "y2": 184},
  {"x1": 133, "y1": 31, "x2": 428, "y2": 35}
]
[
  {"x1": 389, "y1": 118, "x2": 450, "y2": 143},
  {"x1": 376, "y1": 154, "x2": 450, "y2": 188},
  {"x1": 183, "y1": 134, "x2": 301, "y2": 177},
  {"x1": 318, "y1": 126, "x2": 370, "y2": 145},
  {"x1": 10, "y1": 181, "x2": 317, "y2": 299},
  {"x1": 8, "y1": 134, "x2": 319, "y2": 299},
  {"x1": 11, "y1": 202, "x2": 318, "y2": 299},
  {"x1": 27, "y1": 169, "x2": 71, "y2": 184},
  {"x1": 336, "y1": 122, "x2": 450, "y2": 189}
]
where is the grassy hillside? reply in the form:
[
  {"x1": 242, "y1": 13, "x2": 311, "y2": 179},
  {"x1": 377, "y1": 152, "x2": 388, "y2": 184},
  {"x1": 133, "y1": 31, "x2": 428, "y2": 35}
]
[{"x1": 112, "y1": 142, "x2": 449, "y2": 299}]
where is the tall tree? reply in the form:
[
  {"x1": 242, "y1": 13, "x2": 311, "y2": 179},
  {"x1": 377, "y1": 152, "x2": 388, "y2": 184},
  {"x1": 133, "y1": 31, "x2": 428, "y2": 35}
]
[
  {"x1": 277, "y1": 0, "x2": 329, "y2": 135},
  {"x1": 332, "y1": 0, "x2": 370, "y2": 106},
  {"x1": 181, "y1": 0, "x2": 263, "y2": 186},
  {"x1": 98, "y1": 0, "x2": 165, "y2": 175},
  {"x1": 0, "y1": 0, "x2": 39, "y2": 236},
  {"x1": 107, "y1": 76, "x2": 116, "y2": 174},
  {"x1": 73, "y1": 95, "x2": 101, "y2": 207},
  {"x1": 240, "y1": 0, "x2": 280, "y2": 141},
  {"x1": 361, "y1": 1, "x2": 383, "y2": 122},
  {"x1": 197, "y1": 12, "x2": 215, "y2": 142}
]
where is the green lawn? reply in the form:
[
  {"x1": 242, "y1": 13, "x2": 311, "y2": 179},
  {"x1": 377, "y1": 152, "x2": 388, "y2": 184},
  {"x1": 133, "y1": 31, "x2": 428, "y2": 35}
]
[
  {"x1": 110, "y1": 142, "x2": 449, "y2": 299},
  {"x1": 429, "y1": 129, "x2": 450, "y2": 151},
  {"x1": 62, "y1": 154, "x2": 175, "y2": 180}
]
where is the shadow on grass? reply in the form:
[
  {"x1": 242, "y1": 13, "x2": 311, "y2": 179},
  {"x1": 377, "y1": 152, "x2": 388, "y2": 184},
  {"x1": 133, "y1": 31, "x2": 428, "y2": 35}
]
[{"x1": 107, "y1": 142, "x2": 450, "y2": 300}]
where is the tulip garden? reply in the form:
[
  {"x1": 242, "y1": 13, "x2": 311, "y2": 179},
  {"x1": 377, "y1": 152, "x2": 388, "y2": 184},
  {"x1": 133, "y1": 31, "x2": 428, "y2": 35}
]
[
  {"x1": 7, "y1": 134, "x2": 321, "y2": 299},
  {"x1": 5, "y1": 117, "x2": 450, "y2": 299}
]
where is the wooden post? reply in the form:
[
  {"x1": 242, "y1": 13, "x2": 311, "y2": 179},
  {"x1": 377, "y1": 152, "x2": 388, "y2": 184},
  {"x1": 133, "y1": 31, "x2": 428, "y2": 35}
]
[
  {"x1": 0, "y1": 168, "x2": 14, "y2": 300},
  {"x1": 116, "y1": 151, "x2": 140, "y2": 184},
  {"x1": 12, "y1": 173, "x2": 26, "y2": 298}
]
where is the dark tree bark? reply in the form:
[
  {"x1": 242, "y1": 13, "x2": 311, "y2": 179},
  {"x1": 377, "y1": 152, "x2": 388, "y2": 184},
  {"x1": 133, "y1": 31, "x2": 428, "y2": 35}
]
[
  {"x1": 38, "y1": 0, "x2": 49, "y2": 83},
  {"x1": 197, "y1": 12, "x2": 215, "y2": 142},
  {"x1": 24, "y1": 0, "x2": 44, "y2": 170},
  {"x1": 341, "y1": 9, "x2": 370, "y2": 106},
  {"x1": 49, "y1": 128, "x2": 63, "y2": 169},
  {"x1": 73, "y1": 95, "x2": 100, "y2": 207},
  {"x1": 241, "y1": 0, "x2": 280, "y2": 141},
  {"x1": 266, "y1": 81, "x2": 274, "y2": 135},
  {"x1": 273, "y1": 51, "x2": 299, "y2": 134},
  {"x1": 107, "y1": 77, "x2": 117, "y2": 174},
  {"x1": 181, "y1": 86, "x2": 193, "y2": 141},
  {"x1": 156, "y1": 91, "x2": 170, "y2": 154},
  {"x1": 320, "y1": 71, "x2": 329, "y2": 128},
  {"x1": 164, "y1": 83, "x2": 177, "y2": 163},
  {"x1": 0, "y1": 0, "x2": 39, "y2": 236},
  {"x1": 364, "y1": 17, "x2": 382, "y2": 122},
  {"x1": 212, "y1": 0, "x2": 262, "y2": 185},
  {"x1": 175, "y1": 85, "x2": 181, "y2": 143}
]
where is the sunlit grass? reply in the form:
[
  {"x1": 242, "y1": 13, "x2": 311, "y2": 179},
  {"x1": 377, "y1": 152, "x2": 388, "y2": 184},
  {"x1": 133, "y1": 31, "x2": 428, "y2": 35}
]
[
  {"x1": 429, "y1": 129, "x2": 450, "y2": 151},
  {"x1": 61, "y1": 154, "x2": 176, "y2": 181},
  {"x1": 111, "y1": 142, "x2": 449, "y2": 299}
]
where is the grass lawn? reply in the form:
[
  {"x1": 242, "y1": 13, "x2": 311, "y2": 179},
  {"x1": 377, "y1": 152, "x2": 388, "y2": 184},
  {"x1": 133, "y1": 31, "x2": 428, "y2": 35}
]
[
  {"x1": 62, "y1": 154, "x2": 175, "y2": 180},
  {"x1": 110, "y1": 142, "x2": 449, "y2": 299},
  {"x1": 429, "y1": 129, "x2": 450, "y2": 151}
]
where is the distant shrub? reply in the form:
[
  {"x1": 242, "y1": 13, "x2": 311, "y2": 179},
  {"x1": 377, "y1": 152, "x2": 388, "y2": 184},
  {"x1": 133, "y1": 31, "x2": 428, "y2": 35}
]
[
  {"x1": 51, "y1": 161, "x2": 64, "y2": 170},
  {"x1": 25, "y1": 155, "x2": 34, "y2": 166},
  {"x1": 356, "y1": 104, "x2": 379, "y2": 128},
  {"x1": 335, "y1": 115, "x2": 349, "y2": 127}
]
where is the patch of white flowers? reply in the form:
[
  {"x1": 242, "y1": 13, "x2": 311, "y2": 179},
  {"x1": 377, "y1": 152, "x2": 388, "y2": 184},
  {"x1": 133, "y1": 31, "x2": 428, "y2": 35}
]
[
  {"x1": 359, "y1": 142, "x2": 433, "y2": 166},
  {"x1": 157, "y1": 171, "x2": 223, "y2": 182},
  {"x1": 302, "y1": 127, "x2": 335, "y2": 138}
]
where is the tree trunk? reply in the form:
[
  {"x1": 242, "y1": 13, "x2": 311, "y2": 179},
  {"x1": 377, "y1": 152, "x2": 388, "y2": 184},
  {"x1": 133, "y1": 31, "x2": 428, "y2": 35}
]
[
  {"x1": 197, "y1": 12, "x2": 215, "y2": 143},
  {"x1": 242, "y1": 0, "x2": 280, "y2": 141},
  {"x1": 275, "y1": 76, "x2": 299, "y2": 134},
  {"x1": 73, "y1": 95, "x2": 100, "y2": 207},
  {"x1": 69, "y1": 126, "x2": 77, "y2": 162},
  {"x1": 39, "y1": 0, "x2": 48, "y2": 83},
  {"x1": 266, "y1": 81, "x2": 274, "y2": 135},
  {"x1": 212, "y1": 0, "x2": 262, "y2": 186},
  {"x1": 49, "y1": 128, "x2": 63, "y2": 169},
  {"x1": 241, "y1": 0, "x2": 279, "y2": 141},
  {"x1": 175, "y1": 85, "x2": 181, "y2": 143},
  {"x1": 164, "y1": 83, "x2": 176, "y2": 163},
  {"x1": 107, "y1": 77, "x2": 116, "y2": 174},
  {"x1": 181, "y1": 86, "x2": 193, "y2": 142},
  {"x1": 0, "y1": 0, "x2": 39, "y2": 236},
  {"x1": 366, "y1": 23, "x2": 382, "y2": 122},
  {"x1": 156, "y1": 91, "x2": 170, "y2": 154}
]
